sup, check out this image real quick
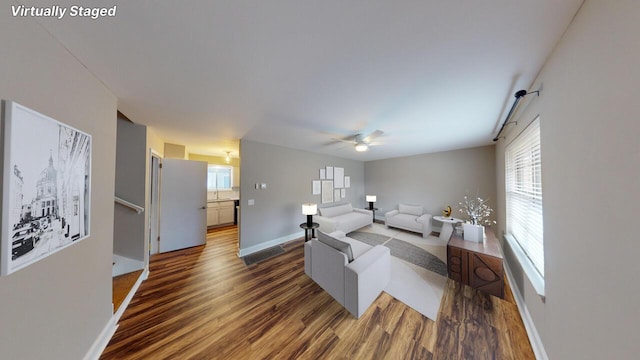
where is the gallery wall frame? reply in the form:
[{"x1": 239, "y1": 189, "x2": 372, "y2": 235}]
[
  {"x1": 326, "y1": 166, "x2": 334, "y2": 180},
  {"x1": 321, "y1": 180, "x2": 333, "y2": 204},
  {"x1": 334, "y1": 167, "x2": 344, "y2": 188},
  {"x1": 1, "y1": 101, "x2": 92, "y2": 276}
]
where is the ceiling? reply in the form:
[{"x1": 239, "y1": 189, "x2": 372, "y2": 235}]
[{"x1": 35, "y1": 0, "x2": 583, "y2": 161}]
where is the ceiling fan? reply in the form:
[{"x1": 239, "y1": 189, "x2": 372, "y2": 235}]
[{"x1": 332, "y1": 130, "x2": 384, "y2": 152}]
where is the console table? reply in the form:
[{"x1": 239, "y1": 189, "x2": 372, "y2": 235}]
[{"x1": 447, "y1": 228, "x2": 504, "y2": 298}]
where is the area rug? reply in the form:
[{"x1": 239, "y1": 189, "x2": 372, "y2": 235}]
[
  {"x1": 242, "y1": 245, "x2": 285, "y2": 266},
  {"x1": 347, "y1": 223, "x2": 448, "y2": 320}
]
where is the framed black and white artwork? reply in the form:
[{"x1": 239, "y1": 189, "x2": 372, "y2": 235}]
[{"x1": 1, "y1": 101, "x2": 92, "y2": 276}]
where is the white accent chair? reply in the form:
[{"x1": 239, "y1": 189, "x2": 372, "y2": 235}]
[
  {"x1": 314, "y1": 203, "x2": 373, "y2": 234},
  {"x1": 304, "y1": 231, "x2": 391, "y2": 318},
  {"x1": 385, "y1": 204, "x2": 433, "y2": 238}
]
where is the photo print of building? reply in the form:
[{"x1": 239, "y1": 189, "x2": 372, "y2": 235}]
[{"x1": 2, "y1": 102, "x2": 91, "y2": 275}]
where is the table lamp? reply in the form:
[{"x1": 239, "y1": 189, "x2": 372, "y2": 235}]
[
  {"x1": 366, "y1": 195, "x2": 377, "y2": 210},
  {"x1": 302, "y1": 203, "x2": 318, "y2": 227}
]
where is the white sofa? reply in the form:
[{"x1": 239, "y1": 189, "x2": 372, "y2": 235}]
[
  {"x1": 304, "y1": 230, "x2": 390, "y2": 318},
  {"x1": 315, "y1": 203, "x2": 372, "y2": 234},
  {"x1": 385, "y1": 204, "x2": 433, "y2": 238}
]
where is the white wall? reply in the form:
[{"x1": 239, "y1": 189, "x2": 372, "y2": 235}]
[
  {"x1": 365, "y1": 146, "x2": 496, "y2": 224},
  {"x1": 239, "y1": 140, "x2": 365, "y2": 254},
  {"x1": 0, "y1": 4, "x2": 117, "y2": 359},
  {"x1": 495, "y1": 1, "x2": 640, "y2": 358}
]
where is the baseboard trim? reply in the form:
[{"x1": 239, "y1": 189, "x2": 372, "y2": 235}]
[
  {"x1": 114, "y1": 266, "x2": 148, "y2": 321},
  {"x1": 238, "y1": 231, "x2": 304, "y2": 257},
  {"x1": 83, "y1": 316, "x2": 117, "y2": 360},
  {"x1": 84, "y1": 265, "x2": 149, "y2": 360},
  {"x1": 504, "y1": 262, "x2": 548, "y2": 360}
]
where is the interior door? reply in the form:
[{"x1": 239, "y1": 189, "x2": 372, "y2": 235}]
[{"x1": 159, "y1": 159, "x2": 207, "y2": 253}]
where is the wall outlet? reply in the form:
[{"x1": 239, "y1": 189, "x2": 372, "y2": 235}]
[{"x1": 248, "y1": 199, "x2": 255, "y2": 206}]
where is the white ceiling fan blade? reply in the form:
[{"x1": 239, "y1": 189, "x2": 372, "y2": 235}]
[
  {"x1": 362, "y1": 130, "x2": 383, "y2": 143},
  {"x1": 330, "y1": 133, "x2": 359, "y2": 145}
]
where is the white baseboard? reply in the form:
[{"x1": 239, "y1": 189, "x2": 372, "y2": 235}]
[
  {"x1": 504, "y1": 262, "x2": 548, "y2": 360},
  {"x1": 237, "y1": 231, "x2": 304, "y2": 257},
  {"x1": 114, "y1": 266, "x2": 148, "y2": 322},
  {"x1": 84, "y1": 265, "x2": 149, "y2": 360},
  {"x1": 83, "y1": 316, "x2": 117, "y2": 360}
]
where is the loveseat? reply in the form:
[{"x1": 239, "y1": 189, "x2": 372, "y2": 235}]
[
  {"x1": 304, "y1": 230, "x2": 390, "y2": 318},
  {"x1": 385, "y1": 204, "x2": 432, "y2": 238},
  {"x1": 315, "y1": 203, "x2": 373, "y2": 234}
]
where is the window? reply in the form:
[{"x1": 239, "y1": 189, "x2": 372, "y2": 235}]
[
  {"x1": 207, "y1": 165, "x2": 232, "y2": 190},
  {"x1": 505, "y1": 116, "x2": 544, "y2": 280}
]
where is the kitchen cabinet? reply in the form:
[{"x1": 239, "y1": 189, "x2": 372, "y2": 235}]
[
  {"x1": 207, "y1": 200, "x2": 235, "y2": 227},
  {"x1": 218, "y1": 201, "x2": 234, "y2": 224}
]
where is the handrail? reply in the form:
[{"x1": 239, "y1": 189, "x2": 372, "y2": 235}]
[{"x1": 114, "y1": 196, "x2": 145, "y2": 214}]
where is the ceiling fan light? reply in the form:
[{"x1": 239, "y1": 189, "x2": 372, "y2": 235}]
[{"x1": 355, "y1": 143, "x2": 368, "y2": 152}]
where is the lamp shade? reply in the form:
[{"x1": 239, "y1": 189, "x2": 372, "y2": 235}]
[
  {"x1": 366, "y1": 195, "x2": 377, "y2": 202},
  {"x1": 302, "y1": 203, "x2": 317, "y2": 215}
]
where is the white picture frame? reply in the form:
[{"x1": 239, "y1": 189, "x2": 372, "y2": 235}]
[
  {"x1": 312, "y1": 180, "x2": 321, "y2": 195},
  {"x1": 1, "y1": 101, "x2": 92, "y2": 276},
  {"x1": 334, "y1": 189, "x2": 341, "y2": 201},
  {"x1": 319, "y1": 169, "x2": 326, "y2": 180},
  {"x1": 340, "y1": 188, "x2": 346, "y2": 198},
  {"x1": 321, "y1": 180, "x2": 334, "y2": 204},
  {"x1": 334, "y1": 167, "x2": 344, "y2": 188},
  {"x1": 326, "y1": 166, "x2": 334, "y2": 180},
  {"x1": 344, "y1": 176, "x2": 350, "y2": 188}
]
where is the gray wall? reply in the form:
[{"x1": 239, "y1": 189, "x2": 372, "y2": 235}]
[
  {"x1": 114, "y1": 116, "x2": 147, "y2": 261},
  {"x1": 495, "y1": 1, "x2": 640, "y2": 358},
  {"x1": 0, "y1": 5, "x2": 117, "y2": 360},
  {"x1": 239, "y1": 140, "x2": 364, "y2": 253},
  {"x1": 365, "y1": 146, "x2": 496, "y2": 224}
]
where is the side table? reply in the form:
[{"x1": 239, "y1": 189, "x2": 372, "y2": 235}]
[
  {"x1": 299, "y1": 222, "x2": 319, "y2": 242},
  {"x1": 365, "y1": 207, "x2": 378, "y2": 222},
  {"x1": 433, "y1": 216, "x2": 462, "y2": 241}
]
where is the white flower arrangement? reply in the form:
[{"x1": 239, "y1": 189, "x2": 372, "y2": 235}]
[{"x1": 458, "y1": 195, "x2": 496, "y2": 226}]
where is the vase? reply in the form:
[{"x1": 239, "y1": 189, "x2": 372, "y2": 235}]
[{"x1": 463, "y1": 223, "x2": 484, "y2": 242}]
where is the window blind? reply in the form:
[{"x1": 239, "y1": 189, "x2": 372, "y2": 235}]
[{"x1": 505, "y1": 116, "x2": 544, "y2": 277}]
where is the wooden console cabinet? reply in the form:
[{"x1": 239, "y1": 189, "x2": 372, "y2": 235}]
[{"x1": 447, "y1": 228, "x2": 504, "y2": 298}]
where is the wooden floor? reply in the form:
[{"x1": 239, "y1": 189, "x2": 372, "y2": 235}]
[
  {"x1": 101, "y1": 226, "x2": 534, "y2": 360},
  {"x1": 112, "y1": 270, "x2": 144, "y2": 313}
]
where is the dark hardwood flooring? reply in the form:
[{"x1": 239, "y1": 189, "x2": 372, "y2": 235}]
[{"x1": 101, "y1": 226, "x2": 534, "y2": 359}]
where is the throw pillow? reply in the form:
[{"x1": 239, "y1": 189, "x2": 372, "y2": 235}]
[
  {"x1": 399, "y1": 204, "x2": 423, "y2": 216},
  {"x1": 317, "y1": 231, "x2": 354, "y2": 262}
]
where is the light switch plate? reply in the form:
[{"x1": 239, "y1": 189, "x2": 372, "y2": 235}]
[
  {"x1": 260, "y1": 183, "x2": 267, "y2": 189},
  {"x1": 248, "y1": 199, "x2": 255, "y2": 206}
]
